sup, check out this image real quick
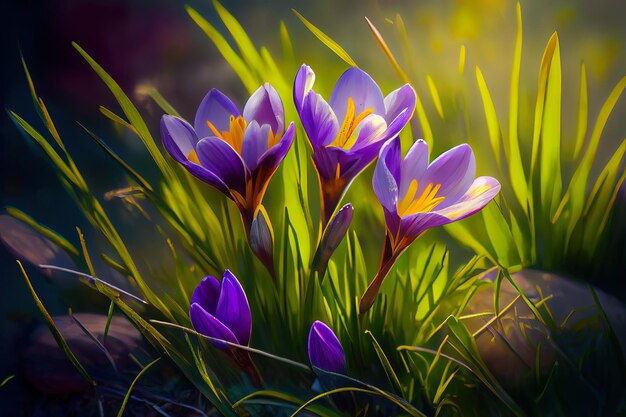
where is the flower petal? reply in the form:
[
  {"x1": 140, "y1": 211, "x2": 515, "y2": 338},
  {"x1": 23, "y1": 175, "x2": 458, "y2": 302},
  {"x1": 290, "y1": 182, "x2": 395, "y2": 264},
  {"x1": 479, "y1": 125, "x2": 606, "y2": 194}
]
[
  {"x1": 243, "y1": 83, "x2": 284, "y2": 135},
  {"x1": 196, "y1": 137, "x2": 248, "y2": 194},
  {"x1": 399, "y1": 211, "x2": 451, "y2": 240},
  {"x1": 373, "y1": 138, "x2": 400, "y2": 212},
  {"x1": 194, "y1": 89, "x2": 240, "y2": 139},
  {"x1": 308, "y1": 321, "x2": 346, "y2": 374},
  {"x1": 384, "y1": 84, "x2": 416, "y2": 125},
  {"x1": 254, "y1": 122, "x2": 295, "y2": 177},
  {"x1": 329, "y1": 67, "x2": 386, "y2": 121},
  {"x1": 399, "y1": 139, "x2": 429, "y2": 198},
  {"x1": 214, "y1": 270, "x2": 251, "y2": 345},
  {"x1": 300, "y1": 92, "x2": 339, "y2": 148},
  {"x1": 161, "y1": 115, "x2": 199, "y2": 163},
  {"x1": 241, "y1": 121, "x2": 271, "y2": 172},
  {"x1": 191, "y1": 275, "x2": 221, "y2": 315},
  {"x1": 161, "y1": 115, "x2": 230, "y2": 193},
  {"x1": 435, "y1": 176, "x2": 501, "y2": 221},
  {"x1": 421, "y1": 143, "x2": 476, "y2": 208},
  {"x1": 351, "y1": 113, "x2": 388, "y2": 151},
  {"x1": 294, "y1": 64, "x2": 316, "y2": 112},
  {"x1": 189, "y1": 303, "x2": 239, "y2": 348}
]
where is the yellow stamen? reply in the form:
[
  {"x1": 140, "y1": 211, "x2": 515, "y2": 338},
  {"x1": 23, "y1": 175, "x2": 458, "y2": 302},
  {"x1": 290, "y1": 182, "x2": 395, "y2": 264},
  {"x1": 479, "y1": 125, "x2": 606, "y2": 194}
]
[
  {"x1": 188, "y1": 149, "x2": 200, "y2": 164},
  {"x1": 397, "y1": 179, "x2": 445, "y2": 216},
  {"x1": 329, "y1": 97, "x2": 373, "y2": 150},
  {"x1": 207, "y1": 115, "x2": 247, "y2": 154}
]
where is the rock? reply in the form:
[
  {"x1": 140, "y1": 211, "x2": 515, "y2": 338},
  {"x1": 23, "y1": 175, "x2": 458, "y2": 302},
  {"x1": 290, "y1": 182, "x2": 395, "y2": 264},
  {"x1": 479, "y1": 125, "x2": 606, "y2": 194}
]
[
  {"x1": 463, "y1": 269, "x2": 626, "y2": 386},
  {"x1": 23, "y1": 313, "x2": 145, "y2": 395}
]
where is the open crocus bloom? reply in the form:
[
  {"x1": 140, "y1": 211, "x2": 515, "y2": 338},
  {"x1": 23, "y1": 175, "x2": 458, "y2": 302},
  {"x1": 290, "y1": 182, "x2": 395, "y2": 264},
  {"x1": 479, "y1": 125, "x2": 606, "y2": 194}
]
[
  {"x1": 294, "y1": 65, "x2": 416, "y2": 226},
  {"x1": 360, "y1": 138, "x2": 501, "y2": 313},
  {"x1": 189, "y1": 270, "x2": 251, "y2": 348},
  {"x1": 161, "y1": 84, "x2": 295, "y2": 228}
]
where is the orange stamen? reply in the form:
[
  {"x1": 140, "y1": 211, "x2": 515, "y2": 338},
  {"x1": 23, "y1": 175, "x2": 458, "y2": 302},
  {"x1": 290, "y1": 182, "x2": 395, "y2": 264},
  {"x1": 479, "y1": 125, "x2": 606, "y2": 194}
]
[
  {"x1": 206, "y1": 115, "x2": 247, "y2": 154},
  {"x1": 188, "y1": 149, "x2": 200, "y2": 164}
]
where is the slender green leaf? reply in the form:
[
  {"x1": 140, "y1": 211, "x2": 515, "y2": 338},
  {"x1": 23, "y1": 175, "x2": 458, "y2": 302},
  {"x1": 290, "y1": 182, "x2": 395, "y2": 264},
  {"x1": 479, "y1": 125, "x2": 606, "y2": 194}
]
[
  {"x1": 17, "y1": 261, "x2": 95, "y2": 386},
  {"x1": 292, "y1": 9, "x2": 357, "y2": 67}
]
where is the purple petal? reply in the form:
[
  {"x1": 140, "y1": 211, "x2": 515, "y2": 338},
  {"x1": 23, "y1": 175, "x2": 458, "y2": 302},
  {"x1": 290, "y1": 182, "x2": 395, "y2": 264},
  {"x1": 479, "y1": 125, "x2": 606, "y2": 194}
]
[
  {"x1": 254, "y1": 122, "x2": 295, "y2": 177},
  {"x1": 191, "y1": 275, "x2": 221, "y2": 315},
  {"x1": 351, "y1": 114, "x2": 387, "y2": 151},
  {"x1": 399, "y1": 211, "x2": 451, "y2": 240},
  {"x1": 307, "y1": 321, "x2": 346, "y2": 373},
  {"x1": 329, "y1": 67, "x2": 385, "y2": 121},
  {"x1": 399, "y1": 139, "x2": 429, "y2": 198},
  {"x1": 373, "y1": 138, "x2": 400, "y2": 212},
  {"x1": 294, "y1": 64, "x2": 316, "y2": 112},
  {"x1": 215, "y1": 270, "x2": 251, "y2": 346},
  {"x1": 189, "y1": 303, "x2": 239, "y2": 348},
  {"x1": 194, "y1": 89, "x2": 240, "y2": 139},
  {"x1": 242, "y1": 121, "x2": 271, "y2": 172},
  {"x1": 421, "y1": 144, "x2": 476, "y2": 208},
  {"x1": 161, "y1": 115, "x2": 199, "y2": 163},
  {"x1": 383, "y1": 107, "x2": 412, "y2": 142},
  {"x1": 384, "y1": 84, "x2": 416, "y2": 125},
  {"x1": 196, "y1": 137, "x2": 248, "y2": 194},
  {"x1": 243, "y1": 83, "x2": 284, "y2": 135},
  {"x1": 435, "y1": 176, "x2": 501, "y2": 221},
  {"x1": 161, "y1": 115, "x2": 230, "y2": 194},
  {"x1": 300, "y1": 92, "x2": 339, "y2": 148}
]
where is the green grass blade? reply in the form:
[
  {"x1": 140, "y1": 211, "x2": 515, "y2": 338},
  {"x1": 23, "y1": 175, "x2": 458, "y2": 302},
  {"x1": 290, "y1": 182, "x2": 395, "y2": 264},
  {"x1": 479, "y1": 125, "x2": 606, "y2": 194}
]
[
  {"x1": 17, "y1": 261, "x2": 95, "y2": 386},
  {"x1": 365, "y1": 17, "x2": 409, "y2": 83},
  {"x1": 573, "y1": 62, "x2": 588, "y2": 159},
  {"x1": 5, "y1": 207, "x2": 80, "y2": 257},
  {"x1": 116, "y1": 357, "x2": 161, "y2": 417},
  {"x1": 530, "y1": 32, "x2": 559, "y2": 177},
  {"x1": 365, "y1": 330, "x2": 405, "y2": 398},
  {"x1": 292, "y1": 9, "x2": 357, "y2": 67},
  {"x1": 538, "y1": 33, "x2": 562, "y2": 217},
  {"x1": 426, "y1": 74, "x2": 445, "y2": 119},
  {"x1": 72, "y1": 42, "x2": 174, "y2": 179},
  {"x1": 476, "y1": 66, "x2": 501, "y2": 168},
  {"x1": 186, "y1": 6, "x2": 258, "y2": 92},
  {"x1": 136, "y1": 85, "x2": 181, "y2": 117},
  {"x1": 213, "y1": 0, "x2": 265, "y2": 74},
  {"x1": 507, "y1": 2, "x2": 528, "y2": 211}
]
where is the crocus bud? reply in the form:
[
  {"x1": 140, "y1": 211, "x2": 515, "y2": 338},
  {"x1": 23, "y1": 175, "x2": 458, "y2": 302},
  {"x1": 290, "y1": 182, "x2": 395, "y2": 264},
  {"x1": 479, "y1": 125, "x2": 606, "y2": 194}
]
[
  {"x1": 312, "y1": 203, "x2": 353, "y2": 281},
  {"x1": 189, "y1": 270, "x2": 251, "y2": 349},
  {"x1": 249, "y1": 206, "x2": 275, "y2": 279},
  {"x1": 307, "y1": 320, "x2": 346, "y2": 373}
]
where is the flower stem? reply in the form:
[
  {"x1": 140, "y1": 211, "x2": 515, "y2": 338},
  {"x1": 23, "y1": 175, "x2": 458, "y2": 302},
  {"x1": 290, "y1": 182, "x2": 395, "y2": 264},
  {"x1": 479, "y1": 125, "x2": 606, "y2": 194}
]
[{"x1": 359, "y1": 232, "x2": 400, "y2": 315}]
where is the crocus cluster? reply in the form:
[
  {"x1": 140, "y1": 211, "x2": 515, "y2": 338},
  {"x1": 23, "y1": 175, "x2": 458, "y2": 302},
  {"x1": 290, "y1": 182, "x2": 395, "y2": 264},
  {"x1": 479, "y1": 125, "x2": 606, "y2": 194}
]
[{"x1": 170, "y1": 64, "x2": 500, "y2": 382}]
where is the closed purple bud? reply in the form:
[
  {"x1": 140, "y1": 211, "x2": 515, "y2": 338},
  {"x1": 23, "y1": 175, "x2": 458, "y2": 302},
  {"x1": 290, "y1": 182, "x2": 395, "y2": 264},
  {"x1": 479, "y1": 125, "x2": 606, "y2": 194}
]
[
  {"x1": 249, "y1": 207, "x2": 275, "y2": 278},
  {"x1": 189, "y1": 270, "x2": 251, "y2": 349},
  {"x1": 312, "y1": 203, "x2": 353, "y2": 280},
  {"x1": 308, "y1": 320, "x2": 346, "y2": 373}
]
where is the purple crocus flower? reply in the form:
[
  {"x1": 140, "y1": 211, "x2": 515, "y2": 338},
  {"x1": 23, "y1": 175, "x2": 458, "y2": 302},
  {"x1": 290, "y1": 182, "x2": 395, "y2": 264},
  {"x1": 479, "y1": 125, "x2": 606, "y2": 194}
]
[
  {"x1": 189, "y1": 270, "x2": 251, "y2": 348},
  {"x1": 161, "y1": 84, "x2": 295, "y2": 229},
  {"x1": 294, "y1": 65, "x2": 416, "y2": 227},
  {"x1": 360, "y1": 138, "x2": 501, "y2": 313},
  {"x1": 308, "y1": 320, "x2": 346, "y2": 374}
]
